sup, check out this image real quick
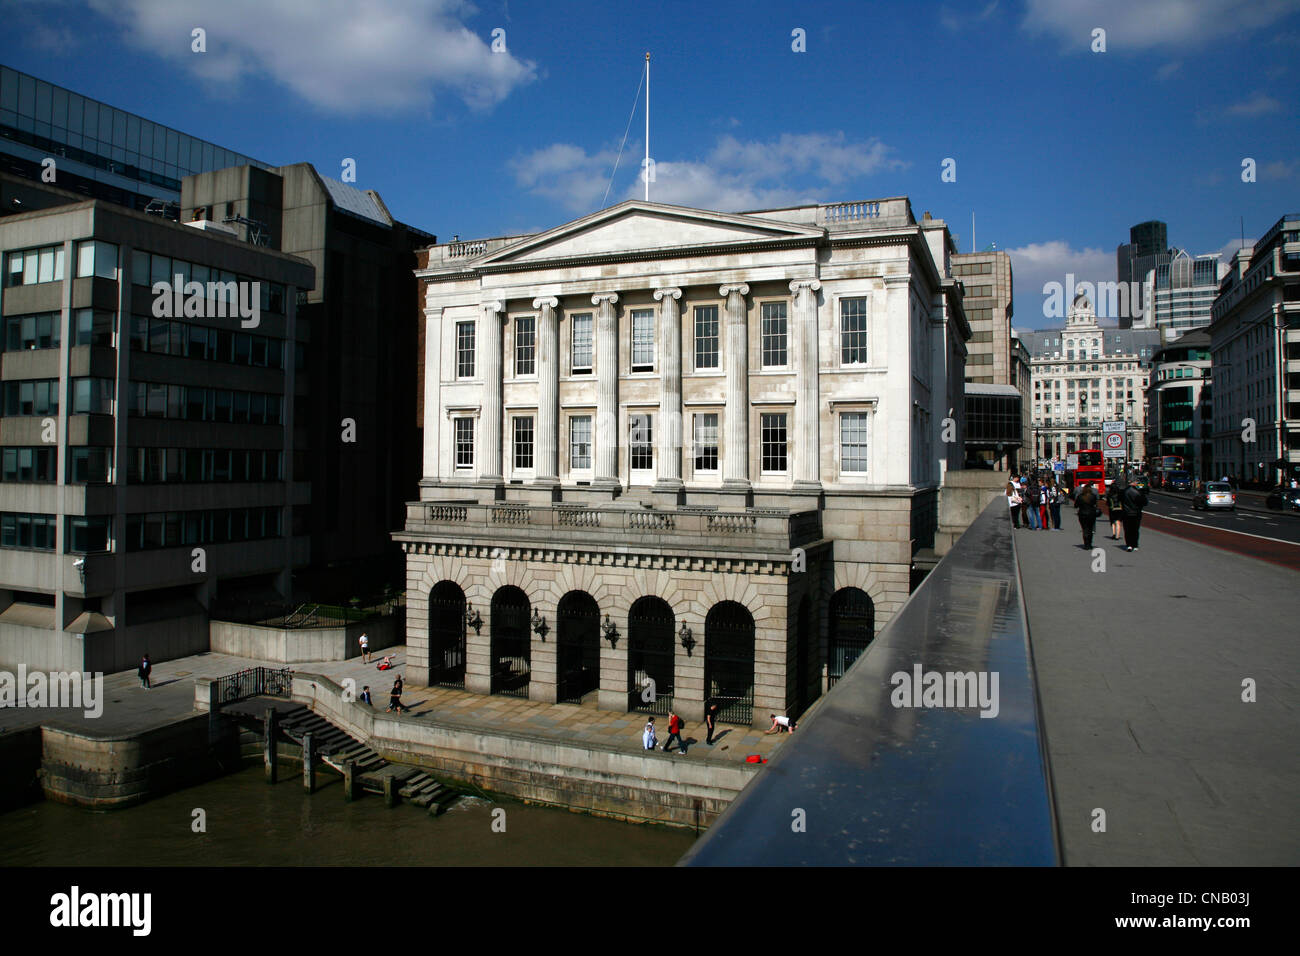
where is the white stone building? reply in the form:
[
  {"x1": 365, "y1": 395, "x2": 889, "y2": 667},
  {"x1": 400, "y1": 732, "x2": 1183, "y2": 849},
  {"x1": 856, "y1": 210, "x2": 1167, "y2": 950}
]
[
  {"x1": 1025, "y1": 295, "x2": 1159, "y2": 463},
  {"x1": 396, "y1": 198, "x2": 968, "y2": 726},
  {"x1": 1208, "y1": 214, "x2": 1300, "y2": 485}
]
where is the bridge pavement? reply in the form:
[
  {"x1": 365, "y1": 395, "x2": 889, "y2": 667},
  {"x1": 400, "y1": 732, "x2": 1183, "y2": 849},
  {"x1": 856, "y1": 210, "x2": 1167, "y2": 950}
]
[{"x1": 1013, "y1": 512, "x2": 1300, "y2": 865}]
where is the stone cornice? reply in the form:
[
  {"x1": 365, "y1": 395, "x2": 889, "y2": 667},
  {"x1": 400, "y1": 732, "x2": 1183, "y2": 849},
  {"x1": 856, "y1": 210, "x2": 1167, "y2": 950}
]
[{"x1": 395, "y1": 538, "x2": 793, "y2": 576}]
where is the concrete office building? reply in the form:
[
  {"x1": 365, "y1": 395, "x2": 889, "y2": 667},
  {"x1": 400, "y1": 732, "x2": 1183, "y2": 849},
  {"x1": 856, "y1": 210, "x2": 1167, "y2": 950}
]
[
  {"x1": 952, "y1": 251, "x2": 1013, "y2": 384},
  {"x1": 1011, "y1": 329, "x2": 1032, "y2": 465},
  {"x1": 397, "y1": 197, "x2": 969, "y2": 727},
  {"x1": 1025, "y1": 295, "x2": 1159, "y2": 462},
  {"x1": 1145, "y1": 330, "x2": 1212, "y2": 480},
  {"x1": 1146, "y1": 250, "x2": 1228, "y2": 334},
  {"x1": 1208, "y1": 214, "x2": 1300, "y2": 485},
  {"x1": 952, "y1": 251, "x2": 1018, "y2": 467},
  {"x1": 0, "y1": 179, "x2": 313, "y2": 672},
  {"x1": 1, "y1": 64, "x2": 271, "y2": 219},
  {"x1": 183, "y1": 164, "x2": 434, "y2": 600}
]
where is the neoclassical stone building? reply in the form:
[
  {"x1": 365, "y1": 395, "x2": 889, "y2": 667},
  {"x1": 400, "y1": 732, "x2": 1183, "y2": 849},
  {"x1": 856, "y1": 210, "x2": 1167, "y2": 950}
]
[{"x1": 396, "y1": 198, "x2": 968, "y2": 726}]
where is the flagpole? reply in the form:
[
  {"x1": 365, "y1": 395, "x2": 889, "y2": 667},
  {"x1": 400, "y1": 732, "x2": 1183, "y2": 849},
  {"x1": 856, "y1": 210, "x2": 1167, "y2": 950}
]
[{"x1": 644, "y1": 52, "x2": 650, "y2": 202}]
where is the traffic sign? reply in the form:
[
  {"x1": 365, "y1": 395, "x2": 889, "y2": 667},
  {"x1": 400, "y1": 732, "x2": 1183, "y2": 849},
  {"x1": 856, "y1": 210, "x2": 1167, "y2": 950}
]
[
  {"x1": 1053, "y1": 462, "x2": 1066, "y2": 474},
  {"x1": 1102, "y1": 421, "x2": 1127, "y2": 459}
]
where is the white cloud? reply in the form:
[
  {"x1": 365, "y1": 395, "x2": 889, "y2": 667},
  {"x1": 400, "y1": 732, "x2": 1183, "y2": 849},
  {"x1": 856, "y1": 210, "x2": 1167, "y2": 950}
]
[
  {"x1": 1022, "y1": 0, "x2": 1298, "y2": 51},
  {"x1": 510, "y1": 132, "x2": 907, "y2": 215},
  {"x1": 1155, "y1": 61, "x2": 1181, "y2": 80},
  {"x1": 940, "y1": 1, "x2": 1000, "y2": 32},
  {"x1": 85, "y1": 0, "x2": 536, "y2": 115},
  {"x1": 1262, "y1": 159, "x2": 1299, "y2": 179},
  {"x1": 1006, "y1": 240, "x2": 1116, "y2": 328},
  {"x1": 1225, "y1": 93, "x2": 1284, "y2": 117}
]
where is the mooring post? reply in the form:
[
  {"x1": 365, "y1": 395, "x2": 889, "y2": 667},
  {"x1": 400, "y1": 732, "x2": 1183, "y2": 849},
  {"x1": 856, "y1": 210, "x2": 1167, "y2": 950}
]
[
  {"x1": 343, "y1": 759, "x2": 355, "y2": 802},
  {"x1": 263, "y1": 707, "x2": 278, "y2": 784},
  {"x1": 302, "y1": 731, "x2": 315, "y2": 794},
  {"x1": 383, "y1": 774, "x2": 397, "y2": 808}
]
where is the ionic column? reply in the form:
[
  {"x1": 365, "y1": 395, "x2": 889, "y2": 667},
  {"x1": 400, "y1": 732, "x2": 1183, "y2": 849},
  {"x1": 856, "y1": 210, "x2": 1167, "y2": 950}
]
[
  {"x1": 791, "y1": 279, "x2": 822, "y2": 488},
  {"x1": 654, "y1": 287, "x2": 683, "y2": 489},
  {"x1": 479, "y1": 298, "x2": 505, "y2": 484},
  {"x1": 533, "y1": 296, "x2": 560, "y2": 485},
  {"x1": 720, "y1": 283, "x2": 750, "y2": 488},
  {"x1": 593, "y1": 292, "x2": 620, "y2": 487}
]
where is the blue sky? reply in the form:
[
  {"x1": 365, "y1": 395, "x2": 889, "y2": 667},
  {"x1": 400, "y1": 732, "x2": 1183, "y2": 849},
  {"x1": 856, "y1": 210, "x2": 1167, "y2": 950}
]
[{"x1": 3, "y1": 0, "x2": 1297, "y2": 329}]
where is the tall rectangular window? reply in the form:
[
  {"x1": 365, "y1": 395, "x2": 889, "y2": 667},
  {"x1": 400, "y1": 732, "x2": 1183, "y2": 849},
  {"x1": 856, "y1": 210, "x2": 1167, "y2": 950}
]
[
  {"x1": 456, "y1": 321, "x2": 476, "y2": 378},
  {"x1": 570, "y1": 415, "x2": 591, "y2": 469},
  {"x1": 694, "y1": 305, "x2": 719, "y2": 369},
  {"x1": 454, "y1": 417, "x2": 474, "y2": 468},
  {"x1": 513, "y1": 416, "x2": 534, "y2": 469},
  {"x1": 761, "y1": 412, "x2": 788, "y2": 472},
  {"x1": 840, "y1": 297, "x2": 869, "y2": 365},
  {"x1": 761, "y1": 302, "x2": 788, "y2": 367},
  {"x1": 630, "y1": 414, "x2": 653, "y2": 472},
  {"x1": 840, "y1": 413, "x2": 869, "y2": 473},
  {"x1": 693, "y1": 413, "x2": 718, "y2": 472},
  {"x1": 631, "y1": 309, "x2": 655, "y2": 371},
  {"x1": 514, "y1": 315, "x2": 536, "y2": 376},
  {"x1": 571, "y1": 313, "x2": 593, "y2": 373}
]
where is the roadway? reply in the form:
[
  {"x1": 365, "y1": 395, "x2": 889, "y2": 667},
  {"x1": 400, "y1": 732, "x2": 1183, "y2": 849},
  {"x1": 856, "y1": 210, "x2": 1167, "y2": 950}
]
[{"x1": 1143, "y1": 490, "x2": 1300, "y2": 545}]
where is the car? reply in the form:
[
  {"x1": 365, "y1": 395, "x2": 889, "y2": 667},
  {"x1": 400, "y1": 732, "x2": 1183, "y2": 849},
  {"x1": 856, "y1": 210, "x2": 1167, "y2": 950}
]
[
  {"x1": 1264, "y1": 486, "x2": 1300, "y2": 511},
  {"x1": 1193, "y1": 481, "x2": 1235, "y2": 511},
  {"x1": 1165, "y1": 470, "x2": 1192, "y2": 492}
]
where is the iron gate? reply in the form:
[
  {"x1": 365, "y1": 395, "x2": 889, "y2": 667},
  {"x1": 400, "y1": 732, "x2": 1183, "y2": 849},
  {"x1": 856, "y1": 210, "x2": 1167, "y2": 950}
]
[
  {"x1": 828, "y1": 588, "x2": 874, "y2": 688},
  {"x1": 491, "y1": 587, "x2": 531, "y2": 698},
  {"x1": 705, "y1": 602, "x2": 755, "y2": 726},
  {"x1": 428, "y1": 583, "x2": 467, "y2": 689},
  {"x1": 557, "y1": 592, "x2": 600, "y2": 704},
  {"x1": 628, "y1": 597, "x2": 674, "y2": 716}
]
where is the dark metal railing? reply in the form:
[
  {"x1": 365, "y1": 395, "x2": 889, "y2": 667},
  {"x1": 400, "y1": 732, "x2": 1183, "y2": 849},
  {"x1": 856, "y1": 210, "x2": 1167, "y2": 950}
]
[
  {"x1": 214, "y1": 666, "x2": 295, "y2": 706},
  {"x1": 680, "y1": 497, "x2": 1061, "y2": 867}
]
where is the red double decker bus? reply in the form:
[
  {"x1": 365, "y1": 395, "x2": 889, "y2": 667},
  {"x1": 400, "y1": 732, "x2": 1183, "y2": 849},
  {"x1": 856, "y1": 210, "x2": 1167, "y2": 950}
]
[{"x1": 1067, "y1": 448, "x2": 1105, "y2": 493}]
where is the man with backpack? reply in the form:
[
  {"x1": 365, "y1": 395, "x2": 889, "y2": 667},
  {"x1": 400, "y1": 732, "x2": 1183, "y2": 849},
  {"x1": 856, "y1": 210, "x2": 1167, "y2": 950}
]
[
  {"x1": 662, "y1": 710, "x2": 686, "y2": 754},
  {"x1": 1024, "y1": 478, "x2": 1042, "y2": 529}
]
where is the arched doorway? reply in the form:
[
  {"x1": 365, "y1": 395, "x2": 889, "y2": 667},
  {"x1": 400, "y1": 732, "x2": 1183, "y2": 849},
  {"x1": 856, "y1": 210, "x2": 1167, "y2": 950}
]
[
  {"x1": 628, "y1": 596, "x2": 674, "y2": 716},
  {"x1": 490, "y1": 585, "x2": 531, "y2": 698},
  {"x1": 428, "y1": 581, "x2": 466, "y2": 689},
  {"x1": 828, "y1": 587, "x2": 874, "y2": 688},
  {"x1": 556, "y1": 590, "x2": 600, "y2": 704},
  {"x1": 705, "y1": 601, "x2": 755, "y2": 726}
]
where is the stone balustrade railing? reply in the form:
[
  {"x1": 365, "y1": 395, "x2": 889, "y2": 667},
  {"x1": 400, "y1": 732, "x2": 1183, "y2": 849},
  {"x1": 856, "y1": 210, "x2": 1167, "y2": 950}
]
[{"x1": 404, "y1": 501, "x2": 821, "y2": 551}]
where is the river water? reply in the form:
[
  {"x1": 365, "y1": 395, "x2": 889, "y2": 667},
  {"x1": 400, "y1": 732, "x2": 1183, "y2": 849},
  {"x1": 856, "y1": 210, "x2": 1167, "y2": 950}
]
[{"x1": 0, "y1": 763, "x2": 695, "y2": 867}]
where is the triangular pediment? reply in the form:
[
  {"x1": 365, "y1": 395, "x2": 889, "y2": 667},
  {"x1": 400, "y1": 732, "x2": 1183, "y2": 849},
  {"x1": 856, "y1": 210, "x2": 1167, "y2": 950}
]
[{"x1": 477, "y1": 201, "x2": 824, "y2": 266}]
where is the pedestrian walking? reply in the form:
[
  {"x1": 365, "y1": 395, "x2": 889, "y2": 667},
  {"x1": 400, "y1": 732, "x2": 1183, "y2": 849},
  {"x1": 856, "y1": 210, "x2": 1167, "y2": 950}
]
[
  {"x1": 1024, "y1": 479, "x2": 1041, "y2": 529},
  {"x1": 1006, "y1": 480, "x2": 1023, "y2": 528},
  {"x1": 662, "y1": 710, "x2": 686, "y2": 754},
  {"x1": 1075, "y1": 481, "x2": 1100, "y2": 549},
  {"x1": 360, "y1": 685, "x2": 374, "y2": 707},
  {"x1": 765, "y1": 713, "x2": 796, "y2": 734},
  {"x1": 386, "y1": 675, "x2": 407, "y2": 713},
  {"x1": 704, "y1": 698, "x2": 720, "y2": 745},
  {"x1": 138, "y1": 654, "x2": 152, "y2": 689},
  {"x1": 642, "y1": 717, "x2": 657, "y2": 750},
  {"x1": 1117, "y1": 474, "x2": 1148, "y2": 551},
  {"x1": 358, "y1": 631, "x2": 370, "y2": 664},
  {"x1": 1106, "y1": 481, "x2": 1123, "y2": 539},
  {"x1": 1048, "y1": 480, "x2": 1063, "y2": 530}
]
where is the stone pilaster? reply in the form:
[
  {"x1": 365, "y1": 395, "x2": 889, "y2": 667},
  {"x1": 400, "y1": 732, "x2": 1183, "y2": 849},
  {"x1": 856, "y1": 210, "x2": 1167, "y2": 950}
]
[
  {"x1": 422, "y1": 303, "x2": 443, "y2": 482},
  {"x1": 720, "y1": 283, "x2": 750, "y2": 488},
  {"x1": 479, "y1": 298, "x2": 505, "y2": 485},
  {"x1": 653, "y1": 287, "x2": 683, "y2": 491},
  {"x1": 593, "y1": 292, "x2": 620, "y2": 488},
  {"x1": 791, "y1": 279, "x2": 822, "y2": 489},
  {"x1": 533, "y1": 296, "x2": 560, "y2": 486}
]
